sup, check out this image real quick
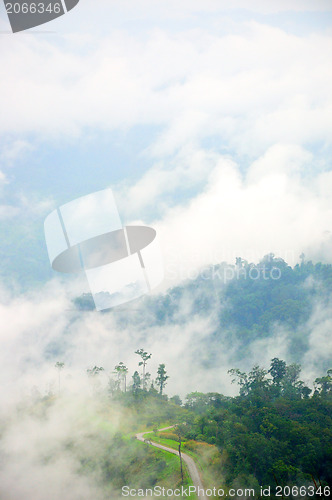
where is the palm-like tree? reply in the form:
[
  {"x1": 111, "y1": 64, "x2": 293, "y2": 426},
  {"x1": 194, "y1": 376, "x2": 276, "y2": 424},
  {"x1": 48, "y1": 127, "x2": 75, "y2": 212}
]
[{"x1": 114, "y1": 362, "x2": 129, "y2": 392}]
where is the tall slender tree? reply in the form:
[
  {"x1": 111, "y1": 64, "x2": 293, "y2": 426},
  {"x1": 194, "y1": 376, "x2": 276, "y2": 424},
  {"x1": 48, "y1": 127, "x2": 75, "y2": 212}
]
[
  {"x1": 114, "y1": 362, "x2": 129, "y2": 392},
  {"x1": 314, "y1": 369, "x2": 332, "y2": 397},
  {"x1": 87, "y1": 366, "x2": 104, "y2": 377},
  {"x1": 135, "y1": 348, "x2": 152, "y2": 390},
  {"x1": 156, "y1": 363, "x2": 169, "y2": 395},
  {"x1": 132, "y1": 370, "x2": 141, "y2": 395},
  {"x1": 269, "y1": 358, "x2": 286, "y2": 385}
]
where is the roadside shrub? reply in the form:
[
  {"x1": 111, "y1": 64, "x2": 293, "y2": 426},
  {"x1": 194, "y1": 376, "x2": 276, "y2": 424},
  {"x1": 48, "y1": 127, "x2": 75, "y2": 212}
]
[
  {"x1": 183, "y1": 440, "x2": 198, "y2": 451},
  {"x1": 159, "y1": 432, "x2": 180, "y2": 442}
]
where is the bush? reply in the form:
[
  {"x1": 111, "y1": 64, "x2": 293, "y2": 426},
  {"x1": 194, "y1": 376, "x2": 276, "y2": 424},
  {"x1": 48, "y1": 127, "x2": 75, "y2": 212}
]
[
  {"x1": 159, "y1": 432, "x2": 180, "y2": 442},
  {"x1": 183, "y1": 440, "x2": 198, "y2": 452}
]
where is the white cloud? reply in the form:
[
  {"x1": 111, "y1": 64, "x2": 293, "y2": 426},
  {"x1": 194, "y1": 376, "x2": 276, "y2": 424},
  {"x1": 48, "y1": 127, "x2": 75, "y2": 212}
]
[
  {"x1": 0, "y1": 140, "x2": 34, "y2": 166},
  {"x1": 18, "y1": 193, "x2": 54, "y2": 216},
  {"x1": 75, "y1": 0, "x2": 332, "y2": 23},
  {"x1": 0, "y1": 21, "x2": 331, "y2": 161},
  {"x1": 0, "y1": 276, "x2": 222, "y2": 405},
  {"x1": 0, "y1": 0, "x2": 330, "y2": 395},
  {"x1": 0, "y1": 204, "x2": 19, "y2": 219},
  {"x1": 0, "y1": 257, "x2": 330, "y2": 498},
  {"x1": 0, "y1": 195, "x2": 53, "y2": 221},
  {"x1": 0, "y1": 3, "x2": 331, "y2": 494},
  {"x1": 302, "y1": 298, "x2": 332, "y2": 381},
  {"x1": 0, "y1": 170, "x2": 7, "y2": 184},
  {"x1": 116, "y1": 147, "x2": 219, "y2": 220},
  {"x1": 0, "y1": 395, "x2": 118, "y2": 500},
  {"x1": 147, "y1": 144, "x2": 332, "y2": 290}
]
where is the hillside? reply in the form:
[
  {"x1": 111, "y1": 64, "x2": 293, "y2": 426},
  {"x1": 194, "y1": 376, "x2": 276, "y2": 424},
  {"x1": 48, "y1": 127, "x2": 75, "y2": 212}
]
[
  {"x1": 1, "y1": 362, "x2": 330, "y2": 500},
  {"x1": 74, "y1": 255, "x2": 332, "y2": 372}
]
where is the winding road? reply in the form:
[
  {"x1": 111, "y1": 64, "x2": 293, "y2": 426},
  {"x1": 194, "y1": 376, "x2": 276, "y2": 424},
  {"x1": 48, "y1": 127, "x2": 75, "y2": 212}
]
[{"x1": 136, "y1": 426, "x2": 207, "y2": 500}]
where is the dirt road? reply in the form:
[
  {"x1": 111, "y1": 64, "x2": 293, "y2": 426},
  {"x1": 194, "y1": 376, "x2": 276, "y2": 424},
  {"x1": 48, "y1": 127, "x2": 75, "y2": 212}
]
[{"x1": 136, "y1": 426, "x2": 207, "y2": 500}]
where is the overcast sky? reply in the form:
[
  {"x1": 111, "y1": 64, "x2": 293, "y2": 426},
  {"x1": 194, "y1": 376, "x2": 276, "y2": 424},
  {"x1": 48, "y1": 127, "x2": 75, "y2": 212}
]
[
  {"x1": 0, "y1": 0, "x2": 331, "y2": 400},
  {"x1": 1, "y1": 1, "x2": 332, "y2": 285}
]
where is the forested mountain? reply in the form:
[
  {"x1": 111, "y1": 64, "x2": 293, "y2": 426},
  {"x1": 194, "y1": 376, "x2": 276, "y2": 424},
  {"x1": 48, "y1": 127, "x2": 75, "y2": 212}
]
[
  {"x1": 37, "y1": 256, "x2": 330, "y2": 497},
  {"x1": 74, "y1": 255, "x2": 332, "y2": 371},
  {"x1": 75, "y1": 255, "x2": 332, "y2": 326},
  {"x1": 155, "y1": 255, "x2": 332, "y2": 332},
  {"x1": 218, "y1": 256, "x2": 332, "y2": 339}
]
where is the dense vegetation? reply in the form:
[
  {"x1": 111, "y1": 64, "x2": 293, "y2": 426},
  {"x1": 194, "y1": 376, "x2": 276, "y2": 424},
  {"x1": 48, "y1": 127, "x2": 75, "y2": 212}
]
[
  {"x1": 0, "y1": 391, "x2": 194, "y2": 499},
  {"x1": 74, "y1": 255, "x2": 332, "y2": 336},
  {"x1": 80, "y1": 351, "x2": 332, "y2": 493},
  {"x1": 2, "y1": 355, "x2": 330, "y2": 499},
  {"x1": 98, "y1": 357, "x2": 332, "y2": 494},
  {"x1": 181, "y1": 359, "x2": 332, "y2": 491},
  {"x1": 70, "y1": 257, "x2": 332, "y2": 495},
  {"x1": 218, "y1": 255, "x2": 332, "y2": 344},
  {"x1": 10, "y1": 256, "x2": 332, "y2": 498}
]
